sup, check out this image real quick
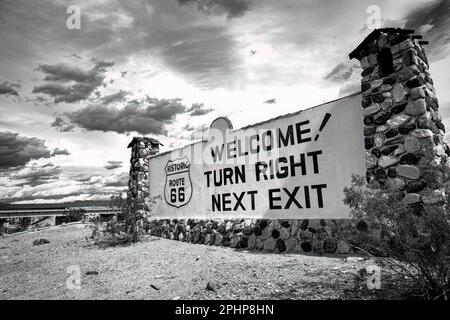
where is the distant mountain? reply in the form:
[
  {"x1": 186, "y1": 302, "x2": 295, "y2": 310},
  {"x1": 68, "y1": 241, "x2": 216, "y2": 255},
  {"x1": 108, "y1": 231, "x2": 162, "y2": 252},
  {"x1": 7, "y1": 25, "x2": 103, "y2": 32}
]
[{"x1": 0, "y1": 200, "x2": 112, "y2": 210}]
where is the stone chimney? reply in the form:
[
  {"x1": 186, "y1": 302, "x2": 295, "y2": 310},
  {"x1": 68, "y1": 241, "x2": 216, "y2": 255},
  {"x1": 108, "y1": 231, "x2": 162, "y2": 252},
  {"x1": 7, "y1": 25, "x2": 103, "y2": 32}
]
[
  {"x1": 127, "y1": 137, "x2": 162, "y2": 215},
  {"x1": 349, "y1": 28, "x2": 449, "y2": 210}
]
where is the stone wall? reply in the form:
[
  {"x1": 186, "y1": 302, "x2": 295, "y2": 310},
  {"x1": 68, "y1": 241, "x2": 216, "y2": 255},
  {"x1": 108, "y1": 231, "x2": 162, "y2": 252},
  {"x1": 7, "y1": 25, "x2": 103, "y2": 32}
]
[
  {"x1": 350, "y1": 28, "x2": 449, "y2": 210},
  {"x1": 145, "y1": 218, "x2": 353, "y2": 254}
]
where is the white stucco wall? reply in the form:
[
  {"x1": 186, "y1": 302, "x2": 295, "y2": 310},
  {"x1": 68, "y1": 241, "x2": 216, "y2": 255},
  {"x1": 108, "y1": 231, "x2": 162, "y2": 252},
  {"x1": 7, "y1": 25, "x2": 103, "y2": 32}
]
[{"x1": 148, "y1": 93, "x2": 365, "y2": 219}]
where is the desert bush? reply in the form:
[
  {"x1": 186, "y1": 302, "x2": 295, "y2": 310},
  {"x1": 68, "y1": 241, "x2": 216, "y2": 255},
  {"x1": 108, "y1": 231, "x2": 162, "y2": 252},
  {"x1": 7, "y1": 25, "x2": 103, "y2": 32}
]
[{"x1": 343, "y1": 174, "x2": 450, "y2": 300}]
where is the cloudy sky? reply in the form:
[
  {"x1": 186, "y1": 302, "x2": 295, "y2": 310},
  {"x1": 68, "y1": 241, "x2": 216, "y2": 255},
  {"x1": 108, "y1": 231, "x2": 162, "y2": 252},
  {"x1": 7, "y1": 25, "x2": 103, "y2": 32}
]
[{"x1": 0, "y1": 0, "x2": 449, "y2": 204}]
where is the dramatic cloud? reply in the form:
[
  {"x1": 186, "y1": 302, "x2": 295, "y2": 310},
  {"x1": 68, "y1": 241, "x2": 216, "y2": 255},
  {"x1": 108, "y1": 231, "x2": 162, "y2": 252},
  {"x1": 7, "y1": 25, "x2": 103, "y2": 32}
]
[
  {"x1": 404, "y1": 0, "x2": 450, "y2": 62},
  {"x1": 11, "y1": 163, "x2": 62, "y2": 187},
  {"x1": 187, "y1": 103, "x2": 213, "y2": 116},
  {"x1": 32, "y1": 60, "x2": 114, "y2": 103},
  {"x1": 177, "y1": 0, "x2": 253, "y2": 19},
  {"x1": 103, "y1": 172, "x2": 128, "y2": 187},
  {"x1": 323, "y1": 62, "x2": 361, "y2": 82},
  {"x1": 54, "y1": 97, "x2": 187, "y2": 135},
  {"x1": 51, "y1": 116, "x2": 77, "y2": 132},
  {"x1": 100, "y1": 90, "x2": 130, "y2": 104},
  {"x1": 263, "y1": 98, "x2": 277, "y2": 104},
  {"x1": 0, "y1": 80, "x2": 20, "y2": 96},
  {"x1": 51, "y1": 148, "x2": 70, "y2": 156},
  {"x1": 0, "y1": 131, "x2": 52, "y2": 168},
  {"x1": 104, "y1": 161, "x2": 123, "y2": 170}
]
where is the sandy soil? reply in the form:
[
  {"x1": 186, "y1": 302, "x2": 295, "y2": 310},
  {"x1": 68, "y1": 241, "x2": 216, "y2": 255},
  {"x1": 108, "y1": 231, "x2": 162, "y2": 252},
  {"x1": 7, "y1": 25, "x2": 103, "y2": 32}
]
[{"x1": 0, "y1": 223, "x2": 408, "y2": 300}]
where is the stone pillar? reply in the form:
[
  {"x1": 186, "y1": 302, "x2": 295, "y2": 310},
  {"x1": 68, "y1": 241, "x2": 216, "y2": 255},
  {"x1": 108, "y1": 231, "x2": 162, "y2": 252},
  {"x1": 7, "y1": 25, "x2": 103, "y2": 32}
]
[
  {"x1": 127, "y1": 137, "x2": 162, "y2": 216},
  {"x1": 349, "y1": 28, "x2": 449, "y2": 210}
]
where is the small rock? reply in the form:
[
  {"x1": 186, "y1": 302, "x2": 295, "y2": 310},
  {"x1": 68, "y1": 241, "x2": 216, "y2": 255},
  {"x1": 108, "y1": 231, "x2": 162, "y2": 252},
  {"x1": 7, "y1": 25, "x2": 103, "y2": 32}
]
[
  {"x1": 173, "y1": 296, "x2": 181, "y2": 300},
  {"x1": 410, "y1": 129, "x2": 433, "y2": 139},
  {"x1": 404, "y1": 136, "x2": 420, "y2": 153},
  {"x1": 398, "y1": 165, "x2": 421, "y2": 180},
  {"x1": 387, "y1": 114, "x2": 410, "y2": 128},
  {"x1": 392, "y1": 83, "x2": 406, "y2": 103},
  {"x1": 405, "y1": 99, "x2": 426, "y2": 116},
  {"x1": 206, "y1": 281, "x2": 218, "y2": 292},
  {"x1": 404, "y1": 193, "x2": 421, "y2": 205},
  {"x1": 363, "y1": 104, "x2": 381, "y2": 116},
  {"x1": 151, "y1": 284, "x2": 160, "y2": 291},
  {"x1": 85, "y1": 271, "x2": 99, "y2": 275},
  {"x1": 378, "y1": 155, "x2": 399, "y2": 168},
  {"x1": 32, "y1": 239, "x2": 50, "y2": 246}
]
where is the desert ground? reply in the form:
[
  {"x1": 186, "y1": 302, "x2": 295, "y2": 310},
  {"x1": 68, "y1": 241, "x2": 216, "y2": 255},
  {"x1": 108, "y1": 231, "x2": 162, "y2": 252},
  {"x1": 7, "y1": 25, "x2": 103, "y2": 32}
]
[{"x1": 0, "y1": 223, "x2": 410, "y2": 300}]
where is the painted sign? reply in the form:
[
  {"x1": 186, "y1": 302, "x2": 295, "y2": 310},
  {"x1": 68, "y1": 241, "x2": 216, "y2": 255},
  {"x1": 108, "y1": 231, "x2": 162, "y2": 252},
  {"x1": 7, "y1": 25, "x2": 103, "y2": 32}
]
[
  {"x1": 164, "y1": 157, "x2": 193, "y2": 208},
  {"x1": 149, "y1": 94, "x2": 366, "y2": 219}
]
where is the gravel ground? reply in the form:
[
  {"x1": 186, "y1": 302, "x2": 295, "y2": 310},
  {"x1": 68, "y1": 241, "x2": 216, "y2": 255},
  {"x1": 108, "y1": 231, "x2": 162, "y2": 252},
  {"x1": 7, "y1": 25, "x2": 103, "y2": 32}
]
[{"x1": 0, "y1": 223, "x2": 409, "y2": 300}]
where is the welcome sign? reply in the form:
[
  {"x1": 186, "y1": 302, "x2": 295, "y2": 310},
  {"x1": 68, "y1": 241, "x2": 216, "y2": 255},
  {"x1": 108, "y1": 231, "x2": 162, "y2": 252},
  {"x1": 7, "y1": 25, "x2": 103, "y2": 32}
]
[{"x1": 149, "y1": 94, "x2": 366, "y2": 219}]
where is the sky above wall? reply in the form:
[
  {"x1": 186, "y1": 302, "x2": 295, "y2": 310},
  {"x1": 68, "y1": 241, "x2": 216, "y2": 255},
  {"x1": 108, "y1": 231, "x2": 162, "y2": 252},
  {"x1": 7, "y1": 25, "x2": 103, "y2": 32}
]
[{"x1": 0, "y1": 0, "x2": 449, "y2": 204}]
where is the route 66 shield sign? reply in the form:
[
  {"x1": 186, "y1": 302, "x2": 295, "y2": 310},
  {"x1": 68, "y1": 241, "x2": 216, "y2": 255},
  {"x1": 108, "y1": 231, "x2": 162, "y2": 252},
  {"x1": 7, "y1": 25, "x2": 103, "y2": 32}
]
[{"x1": 164, "y1": 157, "x2": 192, "y2": 208}]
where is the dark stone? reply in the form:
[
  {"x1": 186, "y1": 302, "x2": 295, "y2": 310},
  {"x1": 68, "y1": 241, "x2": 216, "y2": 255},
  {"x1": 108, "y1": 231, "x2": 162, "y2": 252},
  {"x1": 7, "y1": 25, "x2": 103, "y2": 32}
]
[
  {"x1": 406, "y1": 181, "x2": 426, "y2": 193},
  {"x1": 387, "y1": 168, "x2": 397, "y2": 178},
  {"x1": 391, "y1": 102, "x2": 407, "y2": 115},
  {"x1": 364, "y1": 126, "x2": 376, "y2": 136},
  {"x1": 433, "y1": 135, "x2": 440, "y2": 145},
  {"x1": 385, "y1": 128, "x2": 398, "y2": 138},
  {"x1": 243, "y1": 226, "x2": 253, "y2": 236},
  {"x1": 239, "y1": 237, "x2": 248, "y2": 248},
  {"x1": 417, "y1": 118, "x2": 438, "y2": 133},
  {"x1": 403, "y1": 49, "x2": 415, "y2": 66},
  {"x1": 85, "y1": 271, "x2": 99, "y2": 276},
  {"x1": 222, "y1": 235, "x2": 231, "y2": 246},
  {"x1": 371, "y1": 148, "x2": 381, "y2": 157},
  {"x1": 407, "y1": 204, "x2": 424, "y2": 216},
  {"x1": 381, "y1": 145, "x2": 398, "y2": 155},
  {"x1": 300, "y1": 219, "x2": 309, "y2": 231},
  {"x1": 374, "y1": 112, "x2": 391, "y2": 125},
  {"x1": 425, "y1": 75, "x2": 433, "y2": 84},
  {"x1": 259, "y1": 219, "x2": 268, "y2": 229},
  {"x1": 361, "y1": 82, "x2": 371, "y2": 92},
  {"x1": 280, "y1": 220, "x2": 290, "y2": 228},
  {"x1": 398, "y1": 124, "x2": 416, "y2": 135},
  {"x1": 436, "y1": 120, "x2": 445, "y2": 132},
  {"x1": 383, "y1": 75, "x2": 397, "y2": 85},
  {"x1": 276, "y1": 238, "x2": 286, "y2": 252},
  {"x1": 364, "y1": 116, "x2": 374, "y2": 126},
  {"x1": 271, "y1": 229, "x2": 280, "y2": 239},
  {"x1": 362, "y1": 95, "x2": 372, "y2": 108},
  {"x1": 308, "y1": 227, "x2": 317, "y2": 234},
  {"x1": 400, "y1": 153, "x2": 419, "y2": 165},
  {"x1": 426, "y1": 97, "x2": 439, "y2": 111},
  {"x1": 323, "y1": 238, "x2": 337, "y2": 253},
  {"x1": 365, "y1": 137, "x2": 374, "y2": 150},
  {"x1": 253, "y1": 226, "x2": 262, "y2": 236},
  {"x1": 406, "y1": 76, "x2": 424, "y2": 88},
  {"x1": 362, "y1": 67, "x2": 375, "y2": 77},
  {"x1": 356, "y1": 220, "x2": 368, "y2": 232},
  {"x1": 32, "y1": 238, "x2": 50, "y2": 246},
  {"x1": 372, "y1": 93, "x2": 385, "y2": 103},
  {"x1": 376, "y1": 169, "x2": 387, "y2": 181},
  {"x1": 300, "y1": 241, "x2": 312, "y2": 252},
  {"x1": 384, "y1": 136, "x2": 404, "y2": 146}
]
